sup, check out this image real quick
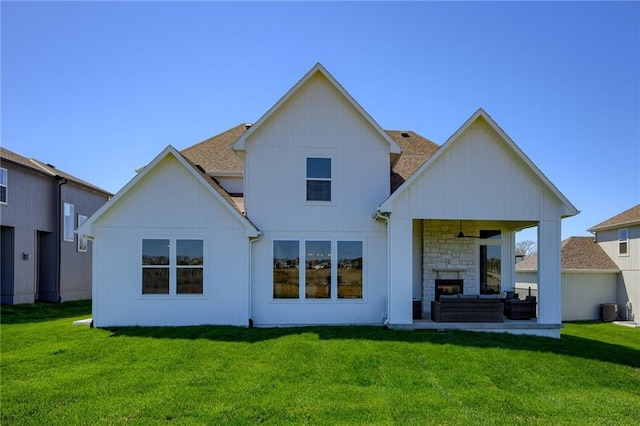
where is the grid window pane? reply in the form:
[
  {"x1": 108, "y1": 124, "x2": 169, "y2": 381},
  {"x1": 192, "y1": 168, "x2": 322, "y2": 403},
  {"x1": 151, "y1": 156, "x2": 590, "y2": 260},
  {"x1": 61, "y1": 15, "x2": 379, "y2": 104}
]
[
  {"x1": 338, "y1": 241, "x2": 363, "y2": 299},
  {"x1": 306, "y1": 158, "x2": 331, "y2": 178},
  {"x1": 273, "y1": 241, "x2": 300, "y2": 298},
  {"x1": 177, "y1": 268, "x2": 203, "y2": 294},
  {"x1": 306, "y1": 241, "x2": 331, "y2": 299},
  {"x1": 143, "y1": 268, "x2": 169, "y2": 294},
  {"x1": 177, "y1": 240, "x2": 203, "y2": 265},
  {"x1": 306, "y1": 180, "x2": 331, "y2": 201},
  {"x1": 142, "y1": 239, "x2": 170, "y2": 265}
]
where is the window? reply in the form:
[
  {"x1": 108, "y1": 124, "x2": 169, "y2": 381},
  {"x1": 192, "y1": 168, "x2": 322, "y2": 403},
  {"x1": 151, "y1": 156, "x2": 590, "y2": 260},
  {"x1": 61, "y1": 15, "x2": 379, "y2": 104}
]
[
  {"x1": 306, "y1": 158, "x2": 331, "y2": 201},
  {"x1": 63, "y1": 203, "x2": 74, "y2": 242},
  {"x1": 176, "y1": 240, "x2": 203, "y2": 294},
  {"x1": 619, "y1": 229, "x2": 629, "y2": 256},
  {"x1": 338, "y1": 241, "x2": 362, "y2": 299},
  {"x1": 306, "y1": 241, "x2": 331, "y2": 299},
  {"x1": 142, "y1": 238, "x2": 204, "y2": 295},
  {"x1": 77, "y1": 214, "x2": 88, "y2": 252},
  {"x1": 273, "y1": 241, "x2": 299, "y2": 298},
  {"x1": 272, "y1": 239, "x2": 363, "y2": 300},
  {"x1": 142, "y1": 239, "x2": 170, "y2": 294},
  {"x1": 0, "y1": 168, "x2": 7, "y2": 204},
  {"x1": 479, "y1": 231, "x2": 501, "y2": 294}
]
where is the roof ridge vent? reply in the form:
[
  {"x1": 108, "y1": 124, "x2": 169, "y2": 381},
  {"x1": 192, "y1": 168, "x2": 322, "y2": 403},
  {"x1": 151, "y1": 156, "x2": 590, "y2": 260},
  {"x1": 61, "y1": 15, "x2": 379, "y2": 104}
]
[
  {"x1": 46, "y1": 163, "x2": 56, "y2": 168},
  {"x1": 244, "y1": 123, "x2": 253, "y2": 129},
  {"x1": 401, "y1": 132, "x2": 410, "y2": 137}
]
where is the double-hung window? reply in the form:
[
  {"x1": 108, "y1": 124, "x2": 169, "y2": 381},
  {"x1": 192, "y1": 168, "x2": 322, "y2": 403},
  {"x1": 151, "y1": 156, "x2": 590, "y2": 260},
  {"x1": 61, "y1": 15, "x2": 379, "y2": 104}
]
[
  {"x1": 142, "y1": 238, "x2": 204, "y2": 295},
  {"x1": 0, "y1": 168, "x2": 7, "y2": 204},
  {"x1": 618, "y1": 229, "x2": 629, "y2": 256},
  {"x1": 306, "y1": 158, "x2": 331, "y2": 202}
]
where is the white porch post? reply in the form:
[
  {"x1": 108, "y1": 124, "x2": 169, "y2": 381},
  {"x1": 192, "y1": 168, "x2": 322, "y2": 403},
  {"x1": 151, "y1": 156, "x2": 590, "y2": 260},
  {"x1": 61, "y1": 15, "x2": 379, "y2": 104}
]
[
  {"x1": 537, "y1": 219, "x2": 562, "y2": 324},
  {"x1": 388, "y1": 217, "x2": 413, "y2": 324}
]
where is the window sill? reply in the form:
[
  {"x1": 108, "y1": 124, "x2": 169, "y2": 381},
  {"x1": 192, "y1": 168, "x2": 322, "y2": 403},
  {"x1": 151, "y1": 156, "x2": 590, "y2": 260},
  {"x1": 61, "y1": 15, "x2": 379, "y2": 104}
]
[{"x1": 303, "y1": 201, "x2": 335, "y2": 207}]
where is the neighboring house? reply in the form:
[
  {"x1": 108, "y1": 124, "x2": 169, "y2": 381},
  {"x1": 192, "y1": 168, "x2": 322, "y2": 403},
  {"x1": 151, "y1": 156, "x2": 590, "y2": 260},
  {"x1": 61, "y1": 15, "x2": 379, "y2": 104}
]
[
  {"x1": 516, "y1": 204, "x2": 639, "y2": 323},
  {"x1": 80, "y1": 64, "x2": 578, "y2": 337},
  {"x1": 516, "y1": 237, "x2": 619, "y2": 321},
  {"x1": 0, "y1": 148, "x2": 112, "y2": 304}
]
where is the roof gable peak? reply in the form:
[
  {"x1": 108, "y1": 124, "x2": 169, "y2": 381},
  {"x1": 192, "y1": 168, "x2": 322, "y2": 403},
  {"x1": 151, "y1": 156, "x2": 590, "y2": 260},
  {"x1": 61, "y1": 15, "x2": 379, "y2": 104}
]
[{"x1": 232, "y1": 63, "x2": 401, "y2": 154}]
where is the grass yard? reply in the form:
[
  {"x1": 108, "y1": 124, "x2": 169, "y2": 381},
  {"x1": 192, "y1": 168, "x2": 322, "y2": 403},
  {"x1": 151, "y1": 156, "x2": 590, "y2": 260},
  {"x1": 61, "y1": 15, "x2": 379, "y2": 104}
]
[{"x1": 1, "y1": 301, "x2": 639, "y2": 425}]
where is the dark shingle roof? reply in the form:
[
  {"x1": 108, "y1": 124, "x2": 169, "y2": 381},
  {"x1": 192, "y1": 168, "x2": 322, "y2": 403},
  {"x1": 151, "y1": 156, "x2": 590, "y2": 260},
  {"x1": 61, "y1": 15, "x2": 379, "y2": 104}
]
[
  {"x1": 588, "y1": 204, "x2": 640, "y2": 232},
  {"x1": 181, "y1": 124, "x2": 249, "y2": 174},
  {"x1": 515, "y1": 236, "x2": 619, "y2": 271},
  {"x1": 386, "y1": 130, "x2": 440, "y2": 193},
  {"x1": 180, "y1": 125, "x2": 440, "y2": 193},
  {"x1": 0, "y1": 147, "x2": 112, "y2": 196}
]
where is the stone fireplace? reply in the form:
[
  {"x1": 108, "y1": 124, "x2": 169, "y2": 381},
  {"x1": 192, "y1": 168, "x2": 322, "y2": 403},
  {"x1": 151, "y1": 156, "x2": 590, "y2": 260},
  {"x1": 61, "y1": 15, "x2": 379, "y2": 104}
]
[{"x1": 435, "y1": 279, "x2": 463, "y2": 301}]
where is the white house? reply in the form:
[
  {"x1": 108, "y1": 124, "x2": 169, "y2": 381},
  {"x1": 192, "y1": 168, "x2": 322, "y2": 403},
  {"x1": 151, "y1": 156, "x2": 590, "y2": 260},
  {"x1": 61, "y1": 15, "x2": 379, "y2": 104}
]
[{"x1": 80, "y1": 64, "x2": 578, "y2": 337}]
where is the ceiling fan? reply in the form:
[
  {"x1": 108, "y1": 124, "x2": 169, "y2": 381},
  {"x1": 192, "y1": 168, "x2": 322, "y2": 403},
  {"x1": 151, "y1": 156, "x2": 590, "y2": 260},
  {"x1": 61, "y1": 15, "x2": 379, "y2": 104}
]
[{"x1": 456, "y1": 220, "x2": 480, "y2": 239}]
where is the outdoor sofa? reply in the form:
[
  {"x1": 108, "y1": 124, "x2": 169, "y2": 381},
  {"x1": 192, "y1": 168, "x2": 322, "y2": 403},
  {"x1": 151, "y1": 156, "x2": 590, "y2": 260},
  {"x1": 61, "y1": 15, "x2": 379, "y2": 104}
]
[{"x1": 431, "y1": 294, "x2": 504, "y2": 322}]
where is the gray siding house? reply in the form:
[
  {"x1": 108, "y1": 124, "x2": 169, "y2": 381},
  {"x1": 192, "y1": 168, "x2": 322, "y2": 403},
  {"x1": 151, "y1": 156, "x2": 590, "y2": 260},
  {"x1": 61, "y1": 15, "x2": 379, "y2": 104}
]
[{"x1": 1, "y1": 147, "x2": 111, "y2": 304}]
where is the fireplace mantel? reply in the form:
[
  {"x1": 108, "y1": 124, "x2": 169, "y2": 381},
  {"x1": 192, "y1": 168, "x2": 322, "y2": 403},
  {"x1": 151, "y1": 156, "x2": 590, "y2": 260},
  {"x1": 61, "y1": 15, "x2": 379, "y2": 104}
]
[{"x1": 433, "y1": 269, "x2": 467, "y2": 279}]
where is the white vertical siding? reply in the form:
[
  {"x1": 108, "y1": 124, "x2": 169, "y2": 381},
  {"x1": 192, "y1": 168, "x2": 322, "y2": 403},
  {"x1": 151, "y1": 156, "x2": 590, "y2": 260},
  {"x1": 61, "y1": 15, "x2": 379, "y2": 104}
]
[
  {"x1": 391, "y1": 120, "x2": 561, "y2": 221},
  {"x1": 92, "y1": 155, "x2": 250, "y2": 327},
  {"x1": 243, "y1": 72, "x2": 392, "y2": 326},
  {"x1": 561, "y1": 272, "x2": 618, "y2": 321}
]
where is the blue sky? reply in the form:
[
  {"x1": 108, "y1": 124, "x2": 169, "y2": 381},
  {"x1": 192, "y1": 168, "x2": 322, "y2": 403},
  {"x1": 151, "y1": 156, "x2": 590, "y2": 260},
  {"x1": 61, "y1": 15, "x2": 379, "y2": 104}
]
[{"x1": 2, "y1": 1, "x2": 638, "y2": 242}]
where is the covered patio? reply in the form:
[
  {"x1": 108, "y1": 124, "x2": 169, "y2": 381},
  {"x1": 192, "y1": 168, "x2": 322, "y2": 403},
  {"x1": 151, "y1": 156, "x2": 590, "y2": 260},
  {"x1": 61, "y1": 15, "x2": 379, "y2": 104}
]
[{"x1": 377, "y1": 110, "x2": 578, "y2": 338}]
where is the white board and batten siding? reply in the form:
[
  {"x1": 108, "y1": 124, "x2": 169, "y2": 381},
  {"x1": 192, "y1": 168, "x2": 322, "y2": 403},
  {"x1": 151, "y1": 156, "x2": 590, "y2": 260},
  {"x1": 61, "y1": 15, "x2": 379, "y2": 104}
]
[
  {"x1": 243, "y1": 72, "x2": 392, "y2": 326},
  {"x1": 390, "y1": 120, "x2": 565, "y2": 222},
  {"x1": 90, "y1": 154, "x2": 251, "y2": 327}
]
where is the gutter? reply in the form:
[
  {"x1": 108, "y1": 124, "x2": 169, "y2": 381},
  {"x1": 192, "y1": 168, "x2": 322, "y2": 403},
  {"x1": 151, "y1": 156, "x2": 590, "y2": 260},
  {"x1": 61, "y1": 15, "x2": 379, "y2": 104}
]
[
  {"x1": 247, "y1": 231, "x2": 263, "y2": 327},
  {"x1": 374, "y1": 208, "x2": 391, "y2": 326},
  {"x1": 56, "y1": 176, "x2": 68, "y2": 302}
]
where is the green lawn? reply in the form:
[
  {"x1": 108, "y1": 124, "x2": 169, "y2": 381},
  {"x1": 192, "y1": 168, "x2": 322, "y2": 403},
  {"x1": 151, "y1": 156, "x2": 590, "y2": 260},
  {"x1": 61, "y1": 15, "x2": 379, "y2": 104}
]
[{"x1": 1, "y1": 301, "x2": 639, "y2": 425}]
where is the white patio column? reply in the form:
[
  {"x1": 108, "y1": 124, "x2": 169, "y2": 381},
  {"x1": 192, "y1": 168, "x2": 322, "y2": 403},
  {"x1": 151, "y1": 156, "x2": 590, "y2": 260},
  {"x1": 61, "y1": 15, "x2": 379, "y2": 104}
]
[
  {"x1": 537, "y1": 219, "x2": 562, "y2": 324},
  {"x1": 388, "y1": 217, "x2": 414, "y2": 324}
]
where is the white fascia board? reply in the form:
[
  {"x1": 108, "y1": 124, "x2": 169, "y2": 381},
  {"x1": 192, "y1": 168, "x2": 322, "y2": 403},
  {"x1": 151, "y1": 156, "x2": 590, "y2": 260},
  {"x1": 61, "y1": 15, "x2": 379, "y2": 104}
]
[
  {"x1": 208, "y1": 170, "x2": 243, "y2": 178},
  {"x1": 379, "y1": 108, "x2": 579, "y2": 217},
  {"x1": 232, "y1": 63, "x2": 401, "y2": 154}
]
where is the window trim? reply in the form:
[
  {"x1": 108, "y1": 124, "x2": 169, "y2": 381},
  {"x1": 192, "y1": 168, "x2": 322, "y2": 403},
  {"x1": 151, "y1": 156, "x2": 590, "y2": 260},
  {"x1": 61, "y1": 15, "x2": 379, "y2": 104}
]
[
  {"x1": 0, "y1": 167, "x2": 7, "y2": 204},
  {"x1": 618, "y1": 228, "x2": 629, "y2": 256},
  {"x1": 77, "y1": 214, "x2": 88, "y2": 252},
  {"x1": 63, "y1": 203, "x2": 75, "y2": 242},
  {"x1": 141, "y1": 237, "x2": 205, "y2": 297},
  {"x1": 305, "y1": 156, "x2": 334, "y2": 204}
]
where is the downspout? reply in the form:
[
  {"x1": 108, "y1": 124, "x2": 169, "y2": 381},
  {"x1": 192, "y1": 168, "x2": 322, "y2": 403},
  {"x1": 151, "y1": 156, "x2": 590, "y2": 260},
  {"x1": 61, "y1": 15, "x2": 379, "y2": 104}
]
[
  {"x1": 248, "y1": 231, "x2": 263, "y2": 327},
  {"x1": 56, "y1": 176, "x2": 68, "y2": 303},
  {"x1": 374, "y1": 208, "x2": 391, "y2": 326}
]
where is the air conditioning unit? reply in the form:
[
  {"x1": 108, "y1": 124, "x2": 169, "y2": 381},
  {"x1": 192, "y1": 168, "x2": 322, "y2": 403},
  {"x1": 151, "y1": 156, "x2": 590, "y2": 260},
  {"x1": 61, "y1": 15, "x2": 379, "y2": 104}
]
[{"x1": 600, "y1": 303, "x2": 618, "y2": 322}]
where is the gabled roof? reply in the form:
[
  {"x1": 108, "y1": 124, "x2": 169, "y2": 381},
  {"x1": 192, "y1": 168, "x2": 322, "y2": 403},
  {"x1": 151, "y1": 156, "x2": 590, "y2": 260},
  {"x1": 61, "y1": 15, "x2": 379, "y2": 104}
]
[
  {"x1": 181, "y1": 126, "x2": 439, "y2": 193},
  {"x1": 232, "y1": 63, "x2": 402, "y2": 155},
  {"x1": 0, "y1": 147, "x2": 112, "y2": 196},
  {"x1": 79, "y1": 145, "x2": 259, "y2": 238},
  {"x1": 516, "y1": 236, "x2": 619, "y2": 272},
  {"x1": 588, "y1": 204, "x2": 640, "y2": 232},
  {"x1": 379, "y1": 108, "x2": 579, "y2": 217}
]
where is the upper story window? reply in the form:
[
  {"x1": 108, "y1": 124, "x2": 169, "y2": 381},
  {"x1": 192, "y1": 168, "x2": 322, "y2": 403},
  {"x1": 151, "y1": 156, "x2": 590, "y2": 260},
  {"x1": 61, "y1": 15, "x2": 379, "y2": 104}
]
[
  {"x1": 618, "y1": 229, "x2": 629, "y2": 256},
  {"x1": 0, "y1": 168, "x2": 7, "y2": 204},
  {"x1": 306, "y1": 157, "x2": 331, "y2": 202},
  {"x1": 63, "y1": 203, "x2": 75, "y2": 242}
]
